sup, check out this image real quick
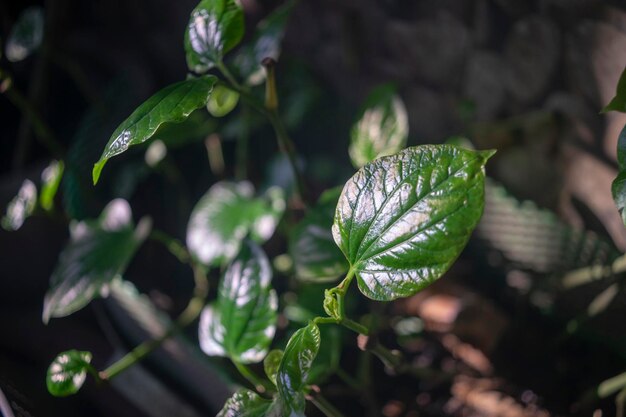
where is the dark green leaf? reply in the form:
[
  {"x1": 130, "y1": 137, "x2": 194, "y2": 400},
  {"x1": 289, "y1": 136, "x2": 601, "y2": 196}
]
[
  {"x1": 46, "y1": 350, "x2": 92, "y2": 397},
  {"x1": 199, "y1": 241, "x2": 278, "y2": 363},
  {"x1": 207, "y1": 84, "x2": 239, "y2": 117},
  {"x1": 333, "y1": 145, "x2": 494, "y2": 301},
  {"x1": 277, "y1": 322, "x2": 321, "y2": 416},
  {"x1": 307, "y1": 326, "x2": 340, "y2": 385},
  {"x1": 185, "y1": 0, "x2": 244, "y2": 73},
  {"x1": 603, "y1": 66, "x2": 626, "y2": 113},
  {"x1": 264, "y1": 349, "x2": 283, "y2": 386},
  {"x1": 6, "y1": 6, "x2": 44, "y2": 62},
  {"x1": 234, "y1": 0, "x2": 295, "y2": 85},
  {"x1": 349, "y1": 85, "x2": 408, "y2": 168},
  {"x1": 1, "y1": 179, "x2": 37, "y2": 231},
  {"x1": 289, "y1": 187, "x2": 349, "y2": 282},
  {"x1": 92, "y1": 75, "x2": 217, "y2": 184},
  {"x1": 613, "y1": 126, "x2": 626, "y2": 225},
  {"x1": 40, "y1": 160, "x2": 64, "y2": 211},
  {"x1": 187, "y1": 181, "x2": 284, "y2": 266},
  {"x1": 43, "y1": 199, "x2": 150, "y2": 323}
]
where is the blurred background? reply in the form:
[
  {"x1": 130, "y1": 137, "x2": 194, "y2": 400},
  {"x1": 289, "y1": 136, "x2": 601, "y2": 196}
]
[{"x1": 2, "y1": 0, "x2": 626, "y2": 416}]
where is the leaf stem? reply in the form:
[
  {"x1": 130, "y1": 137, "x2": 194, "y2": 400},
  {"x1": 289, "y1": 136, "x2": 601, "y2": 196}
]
[
  {"x1": 216, "y1": 60, "x2": 245, "y2": 93},
  {"x1": 148, "y1": 229, "x2": 190, "y2": 264},
  {"x1": 233, "y1": 361, "x2": 273, "y2": 394},
  {"x1": 308, "y1": 393, "x2": 346, "y2": 417},
  {"x1": 99, "y1": 241, "x2": 208, "y2": 381}
]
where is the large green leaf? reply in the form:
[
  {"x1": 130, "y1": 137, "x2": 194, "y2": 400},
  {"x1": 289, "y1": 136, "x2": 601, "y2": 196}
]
[
  {"x1": 5, "y1": 6, "x2": 44, "y2": 62},
  {"x1": 92, "y1": 75, "x2": 217, "y2": 184},
  {"x1": 187, "y1": 181, "x2": 284, "y2": 267},
  {"x1": 349, "y1": 85, "x2": 409, "y2": 168},
  {"x1": 185, "y1": 0, "x2": 244, "y2": 73},
  {"x1": 234, "y1": 0, "x2": 295, "y2": 85},
  {"x1": 603, "y1": 66, "x2": 626, "y2": 113},
  {"x1": 1, "y1": 179, "x2": 37, "y2": 231},
  {"x1": 43, "y1": 199, "x2": 150, "y2": 323},
  {"x1": 46, "y1": 350, "x2": 93, "y2": 397},
  {"x1": 199, "y1": 240, "x2": 278, "y2": 363},
  {"x1": 333, "y1": 145, "x2": 494, "y2": 301},
  {"x1": 276, "y1": 322, "x2": 321, "y2": 416},
  {"x1": 612, "y1": 125, "x2": 626, "y2": 225},
  {"x1": 289, "y1": 187, "x2": 348, "y2": 282}
]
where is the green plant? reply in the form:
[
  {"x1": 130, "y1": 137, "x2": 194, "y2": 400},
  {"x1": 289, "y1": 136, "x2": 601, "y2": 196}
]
[{"x1": 37, "y1": 0, "x2": 494, "y2": 415}]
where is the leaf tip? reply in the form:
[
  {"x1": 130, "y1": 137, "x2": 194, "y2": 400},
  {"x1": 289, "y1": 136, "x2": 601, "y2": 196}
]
[{"x1": 92, "y1": 161, "x2": 104, "y2": 185}]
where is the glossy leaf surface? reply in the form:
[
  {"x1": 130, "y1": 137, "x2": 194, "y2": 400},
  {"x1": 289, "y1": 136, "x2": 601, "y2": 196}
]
[
  {"x1": 6, "y1": 6, "x2": 44, "y2": 62},
  {"x1": 289, "y1": 187, "x2": 348, "y2": 282},
  {"x1": 199, "y1": 241, "x2": 278, "y2": 363},
  {"x1": 307, "y1": 326, "x2": 340, "y2": 384},
  {"x1": 613, "y1": 126, "x2": 626, "y2": 226},
  {"x1": 264, "y1": 349, "x2": 283, "y2": 386},
  {"x1": 603, "y1": 66, "x2": 626, "y2": 113},
  {"x1": 349, "y1": 85, "x2": 408, "y2": 168},
  {"x1": 40, "y1": 160, "x2": 64, "y2": 211},
  {"x1": 217, "y1": 389, "x2": 275, "y2": 417},
  {"x1": 276, "y1": 322, "x2": 321, "y2": 416},
  {"x1": 333, "y1": 145, "x2": 493, "y2": 301},
  {"x1": 92, "y1": 75, "x2": 217, "y2": 184},
  {"x1": 43, "y1": 199, "x2": 150, "y2": 323},
  {"x1": 187, "y1": 181, "x2": 284, "y2": 266},
  {"x1": 1, "y1": 179, "x2": 37, "y2": 231},
  {"x1": 207, "y1": 84, "x2": 239, "y2": 117},
  {"x1": 46, "y1": 350, "x2": 92, "y2": 397},
  {"x1": 185, "y1": 0, "x2": 244, "y2": 72}
]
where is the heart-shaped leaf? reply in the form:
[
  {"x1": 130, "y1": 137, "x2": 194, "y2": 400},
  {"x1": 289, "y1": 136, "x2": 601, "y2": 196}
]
[
  {"x1": 46, "y1": 350, "x2": 93, "y2": 397},
  {"x1": 349, "y1": 85, "x2": 408, "y2": 168},
  {"x1": 1, "y1": 179, "x2": 37, "y2": 231},
  {"x1": 92, "y1": 75, "x2": 217, "y2": 184},
  {"x1": 187, "y1": 181, "x2": 284, "y2": 267},
  {"x1": 185, "y1": 0, "x2": 244, "y2": 73},
  {"x1": 333, "y1": 145, "x2": 494, "y2": 301},
  {"x1": 603, "y1": 66, "x2": 626, "y2": 113},
  {"x1": 43, "y1": 199, "x2": 150, "y2": 323},
  {"x1": 289, "y1": 187, "x2": 349, "y2": 282},
  {"x1": 276, "y1": 322, "x2": 321, "y2": 416},
  {"x1": 5, "y1": 6, "x2": 44, "y2": 62},
  {"x1": 263, "y1": 349, "x2": 283, "y2": 386},
  {"x1": 199, "y1": 240, "x2": 278, "y2": 363}
]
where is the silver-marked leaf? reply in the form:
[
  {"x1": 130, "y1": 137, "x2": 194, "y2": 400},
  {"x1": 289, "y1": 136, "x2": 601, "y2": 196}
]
[
  {"x1": 217, "y1": 389, "x2": 275, "y2": 417},
  {"x1": 349, "y1": 85, "x2": 408, "y2": 168},
  {"x1": 263, "y1": 349, "x2": 283, "y2": 386},
  {"x1": 46, "y1": 350, "x2": 92, "y2": 397},
  {"x1": 6, "y1": 6, "x2": 44, "y2": 62},
  {"x1": 613, "y1": 125, "x2": 626, "y2": 225},
  {"x1": 234, "y1": 0, "x2": 295, "y2": 85},
  {"x1": 185, "y1": 0, "x2": 244, "y2": 73},
  {"x1": 187, "y1": 181, "x2": 284, "y2": 267},
  {"x1": 43, "y1": 199, "x2": 151, "y2": 323},
  {"x1": 40, "y1": 160, "x2": 64, "y2": 211},
  {"x1": 333, "y1": 145, "x2": 494, "y2": 301},
  {"x1": 207, "y1": 84, "x2": 239, "y2": 117},
  {"x1": 1, "y1": 179, "x2": 37, "y2": 231},
  {"x1": 276, "y1": 322, "x2": 320, "y2": 416},
  {"x1": 92, "y1": 75, "x2": 217, "y2": 184},
  {"x1": 289, "y1": 187, "x2": 348, "y2": 282},
  {"x1": 199, "y1": 241, "x2": 278, "y2": 363}
]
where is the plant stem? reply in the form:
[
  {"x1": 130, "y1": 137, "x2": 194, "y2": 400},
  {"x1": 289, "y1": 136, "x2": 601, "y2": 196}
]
[
  {"x1": 308, "y1": 394, "x2": 346, "y2": 417},
  {"x1": 340, "y1": 318, "x2": 369, "y2": 335},
  {"x1": 149, "y1": 229, "x2": 190, "y2": 264},
  {"x1": 233, "y1": 361, "x2": 273, "y2": 394},
  {"x1": 99, "y1": 239, "x2": 208, "y2": 381},
  {"x1": 216, "y1": 60, "x2": 245, "y2": 93}
]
